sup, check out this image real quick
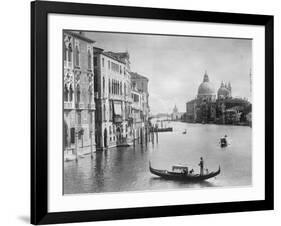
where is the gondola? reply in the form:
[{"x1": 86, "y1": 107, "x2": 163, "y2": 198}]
[{"x1": 149, "y1": 161, "x2": 220, "y2": 181}]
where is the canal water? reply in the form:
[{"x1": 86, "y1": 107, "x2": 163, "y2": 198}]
[{"x1": 64, "y1": 122, "x2": 252, "y2": 194}]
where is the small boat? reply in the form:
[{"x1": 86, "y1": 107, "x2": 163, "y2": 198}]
[
  {"x1": 117, "y1": 140, "x2": 134, "y2": 147},
  {"x1": 154, "y1": 127, "x2": 173, "y2": 132},
  {"x1": 220, "y1": 137, "x2": 228, "y2": 147},
  {"x1": 182, "y1": 129, "x2": 187, "y2": 134},
  {"x1": 149, "y1": 161, "x2": 220, "y2": 181}
]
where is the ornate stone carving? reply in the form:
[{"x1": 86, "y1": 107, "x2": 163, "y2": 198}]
[
  {"x1": 87, "y1": 73, "x2": 94, "y2": 91},
  {"x1": 74, "y1": 71, "x2": 81, "y2": 87},
  {"x1": 64, "y1": 35, "x2": 72, "y2": 49},
  {"x1": 64, "y1": 70, "x2": 74, "y2": 88}
]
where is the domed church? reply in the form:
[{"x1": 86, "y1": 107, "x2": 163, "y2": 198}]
[
  {"x1": 197, "y1": 71, "x2": 216, "y2": 101},
  {"x1": 185, "y1": 71, "x2": 251, "y2": 125}
]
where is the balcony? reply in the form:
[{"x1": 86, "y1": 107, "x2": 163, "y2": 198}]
[
  {"x1": 64, "y1": 101, "x2": 74, "y2": 110},
  {"x1": 113, "y1": 115, "x2": 123, "y2": 124},
  {"x1": 125, "y1": 96, "x2": 133, "y2": 102},
  {"x1": 75, "y1": 102, "x2": 84, "y2": 109},
  {"x1": 110, "y1": 94, "x2": 124, "y2": 101},
  {"x1": 132, "y1": 102, "x2": 141, "y2": 111},
  {"x1": 88, "y1": 103, "x2": 95, "y2": 110},
  {"x1": 64, "y1": 61, "x2": 73, "y2": 69}
]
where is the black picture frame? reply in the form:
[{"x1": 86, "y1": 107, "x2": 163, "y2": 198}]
[{"x1": 31, "y1": 1, "x2": 274, "y2": 224}]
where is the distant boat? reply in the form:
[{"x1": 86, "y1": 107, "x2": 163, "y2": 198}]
[
  {"x1": 117, "y1": 140, "x2": 134, "y2": 147},
  {"x1": 220, "y1": 137, "x2": 228, "y2": 148},
  {"x1": 149, "y1": 161, "x2": 220, "y2": 181},
  {"x1": 153, "y1": 127, "x2": 173, "y2": 132},
  {"x1": 182, "y1": 129, "x2": 187, "y2": 134}
]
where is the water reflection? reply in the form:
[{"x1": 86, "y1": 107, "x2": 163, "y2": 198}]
[
  {"x1": 64, "y1": 122, "x2": 251, "y2": 194},
  {"x1": 149, "y1": 177, "x2": 215, "y2": 188}
]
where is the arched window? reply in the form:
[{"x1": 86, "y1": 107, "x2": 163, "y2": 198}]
[
  {"x1": 89, "y1": 86, "x2": 93, "y2": 103},
  {"x1": 108, "y1": 79, "x2": 111, "y2": 94},
  {"x1": 94, "y1": 75, "x2": 98, "y2": 92},
  {"x1": 76, "y1": 84, "x2": 80, "y2": 103},
  {"x1": 68, "y1": 44, "x2": 72, "y2": 62},
  {"x1": 113, "y1": 80, "x2": 115, "y2": 94},
  {"x1": 63, "y1": 44, "x2": 67, "y2": 61},
  {"x1": 103, "y1": 104, "x2": 106, "y2": 121},
  {"x1": 109, "y1": 100, "x2": 113, "y2": 121},
  {"x1": 75, "y1": 45, "x2": 79, "y2": 66},
  {"x1": 103, "y1": 77, "x2": 105, "y2": 94},
  {"x1": 69, "y1": 85, "x2": 73, "y2": 102},
  {"x1": 87, "y1": 49, "x2": 91, "y2": 70},
  {"x1": 64, "y1": 84, "x2": 69, "y2": 101}
]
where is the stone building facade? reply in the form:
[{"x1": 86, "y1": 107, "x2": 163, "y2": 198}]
[
  {"x1": 130, "y1": 72, "x2": 150, "y2": 142},
  {"x1": 63, "y1": 31, "x2": 151, "y2": 153},
  {"x1": 63, "y1": 31, "x2": 96, "y2": 154},
  {"x1": 93, "y1": 48, "x2": 133, "y2": 150}
]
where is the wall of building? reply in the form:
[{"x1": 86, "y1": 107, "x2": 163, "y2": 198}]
[
  {"x1": 94, "y1": 51, "x2": 133, "y2": 149},
  {"x1": 63, "y1": 31, "x2": 96, "y2": 154}
]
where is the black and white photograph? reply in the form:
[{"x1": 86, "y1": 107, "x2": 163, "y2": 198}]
[
  {"x1": 0, "y1": 0, "x2": 277, "y2": 225},
  {"x1": 63, "y1": 30, "x2": 252, "y2": 195}
]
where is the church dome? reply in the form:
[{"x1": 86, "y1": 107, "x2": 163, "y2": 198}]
[
  {"x1": 217, "y1": 87, "x2": 230, "y2": 97},
  {"x1": 217, "y1": 81, "x2": 231, "y2": 99},
  {"x1": 197, "y1": 72, "x2": 215, "y2": 97}
]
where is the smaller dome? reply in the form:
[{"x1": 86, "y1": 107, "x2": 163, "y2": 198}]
[
  {"x1": 217, "y1": 87, "x2": 230, "y2": 97},
  {"x1": 217, "y1": 81, "x2": 231, "y2": 98}
]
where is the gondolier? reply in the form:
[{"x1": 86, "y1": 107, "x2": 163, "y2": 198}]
[{"x1": 198, "y1": 157, "x2": 204, "y2": 175}]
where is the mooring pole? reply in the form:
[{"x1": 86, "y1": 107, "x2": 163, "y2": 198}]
[
  {"x1": 133, "y1": 129, "x2": 135, "y2": 147},
  {"x1": 156, "y1": 125, "x2": 159, "y2": 143},
  {"x1": 90, "y1": 130, "x2": 93, "y2": 159},
  {"x1": 75, "y1": 130, "x2": 78, "y2": 162}
]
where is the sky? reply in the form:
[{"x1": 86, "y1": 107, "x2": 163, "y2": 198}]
[{"x1": 85, "y1": 31, "x2": 252, "y2": 114}]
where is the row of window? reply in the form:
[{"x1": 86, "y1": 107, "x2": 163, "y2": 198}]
[
  {"x1": 63, "y1": 43, "x2": 92, "y2": 70},
  {"x1": 64, "y1": 84, "x2": 94, "y2": 104},
  {"x1": 98, "y1": 57, "x2": 126, "y2": 76},
  {"x1": 64, "y1": 84, "x2": 74, "y2": 102},
  {"x1": 99, "y1": 101, "x2": 131, "y2": 122},
  {"x1": 108, "y1": 79, "x2": 127, "y2": 96}
]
